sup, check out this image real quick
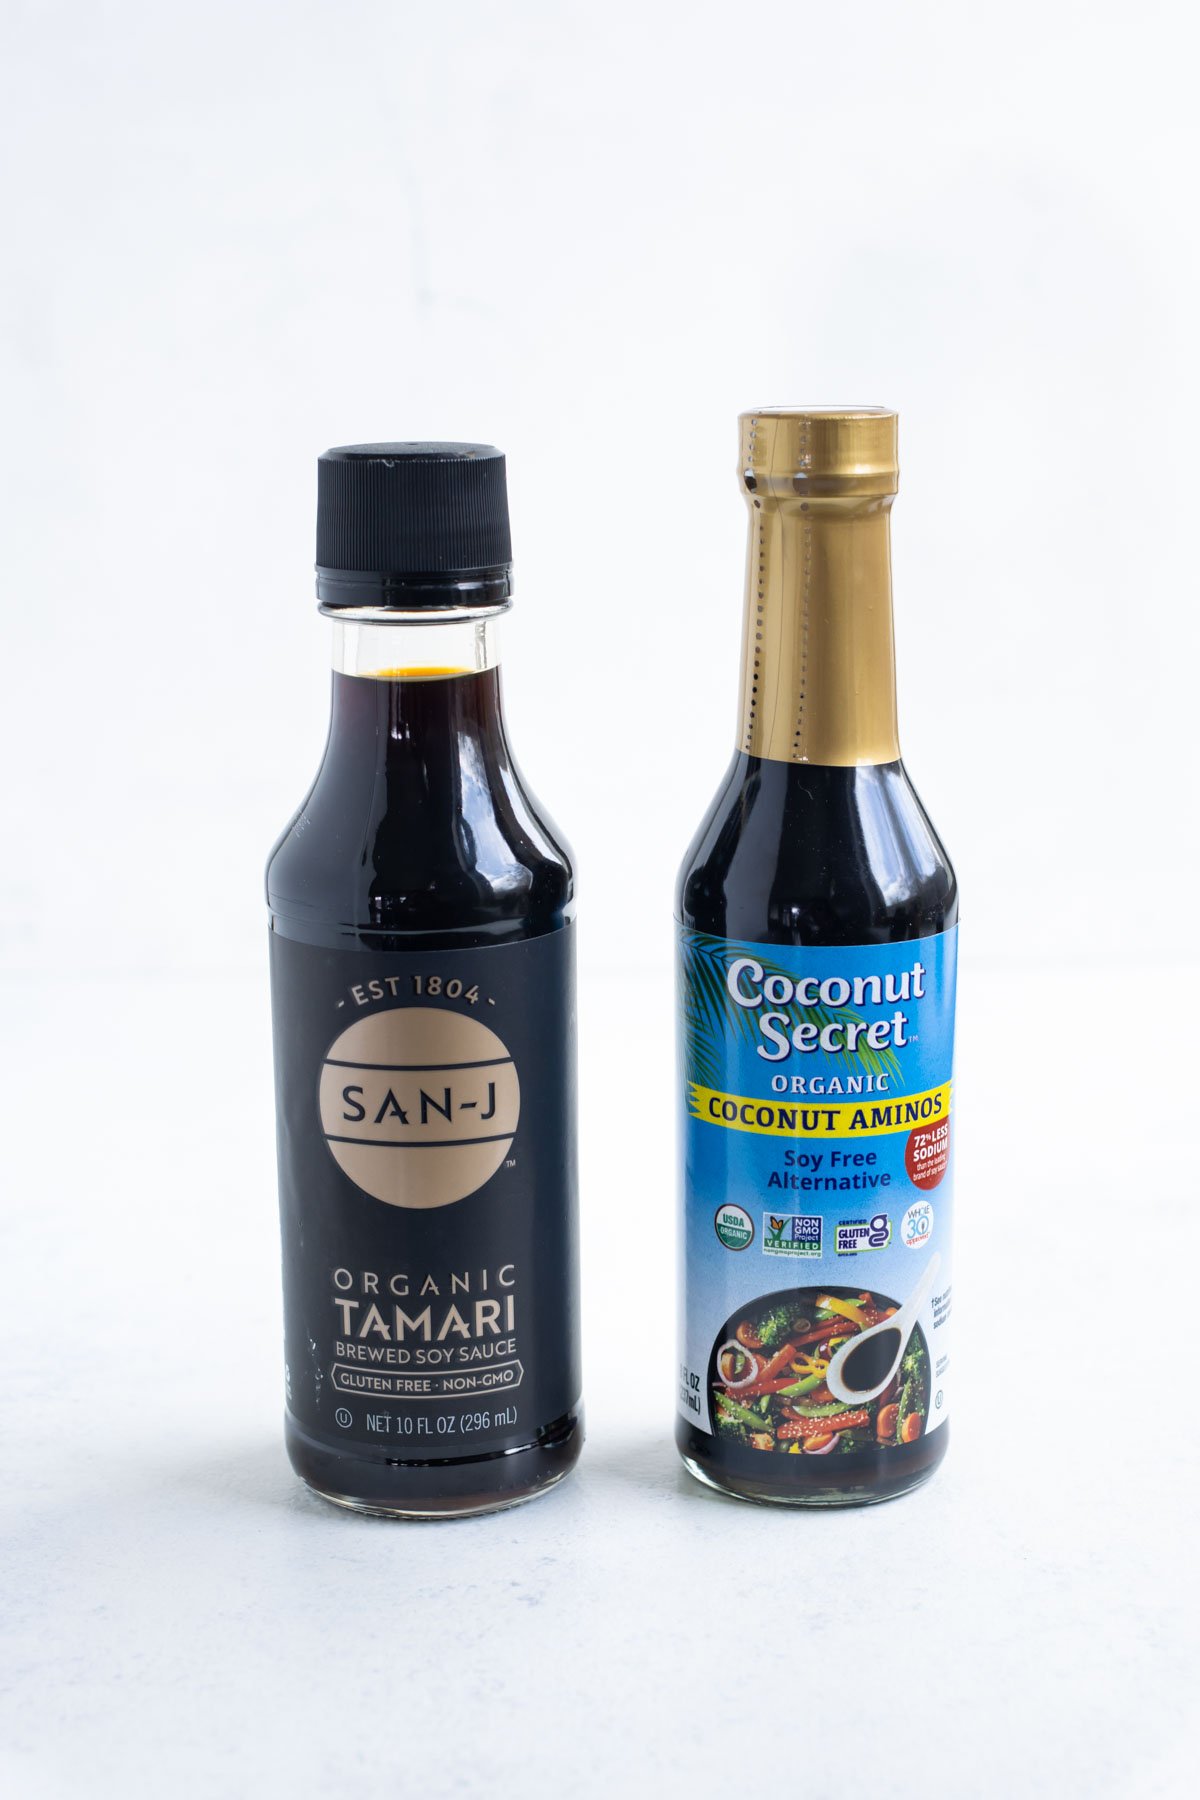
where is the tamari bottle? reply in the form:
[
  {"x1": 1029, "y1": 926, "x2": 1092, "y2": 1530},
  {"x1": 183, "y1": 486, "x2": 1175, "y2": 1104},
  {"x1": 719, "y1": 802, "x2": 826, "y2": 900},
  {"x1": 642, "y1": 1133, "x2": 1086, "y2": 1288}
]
[
  {"x1": 676, "y1": 409, "x2": 957, "y2": 1506},
  {"x1": 268, "y1": 443, "x2": 582, "y2": 1518}
]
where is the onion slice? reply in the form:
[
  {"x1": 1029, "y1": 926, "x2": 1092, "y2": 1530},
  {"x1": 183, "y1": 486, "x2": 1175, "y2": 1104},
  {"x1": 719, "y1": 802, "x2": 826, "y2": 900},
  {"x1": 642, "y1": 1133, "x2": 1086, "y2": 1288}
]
[
  {"x1": 716, "y1": 1341, "x2": 760, "y2": 1390},
  {"x1": 802, "y1": 1431, "x2": 842, "y2": 1455}
]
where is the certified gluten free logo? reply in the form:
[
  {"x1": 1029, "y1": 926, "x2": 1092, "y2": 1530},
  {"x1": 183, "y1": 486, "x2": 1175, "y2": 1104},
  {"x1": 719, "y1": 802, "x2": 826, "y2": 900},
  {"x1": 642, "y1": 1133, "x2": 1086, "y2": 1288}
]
[{"x1": 319, "y1": 1008, "x2": 520, "y2": 1209}]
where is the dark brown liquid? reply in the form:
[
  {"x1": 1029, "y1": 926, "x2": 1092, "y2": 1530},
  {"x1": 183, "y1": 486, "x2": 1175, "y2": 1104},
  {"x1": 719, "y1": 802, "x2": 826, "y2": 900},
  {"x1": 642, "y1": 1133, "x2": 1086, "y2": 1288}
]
[
  {"x1": 269, "y1": 666, "x2": 581, "y2": 1517},
  {"x1": 676, "y1": 756, "x2": 957, "y2": 1506},
  {"x1": 840, "y1": 1327, "x2": 902, "y2": 1394}
]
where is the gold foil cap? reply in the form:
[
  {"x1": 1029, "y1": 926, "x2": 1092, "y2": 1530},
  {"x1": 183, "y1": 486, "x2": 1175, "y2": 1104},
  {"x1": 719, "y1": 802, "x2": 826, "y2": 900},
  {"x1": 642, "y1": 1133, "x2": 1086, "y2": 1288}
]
[
  {"x1": 735, "y1": 406, "x2": 900, "y2": 765},
  {"x1": 740, "y1": 407, "x2": 898, "y2": 499}
]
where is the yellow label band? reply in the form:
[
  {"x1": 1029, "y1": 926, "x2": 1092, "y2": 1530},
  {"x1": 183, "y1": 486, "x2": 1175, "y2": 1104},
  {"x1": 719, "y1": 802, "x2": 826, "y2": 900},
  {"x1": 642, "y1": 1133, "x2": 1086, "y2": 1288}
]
[{"x1": 688, "y1": 1080, "x2": 952, "y2": 1140}]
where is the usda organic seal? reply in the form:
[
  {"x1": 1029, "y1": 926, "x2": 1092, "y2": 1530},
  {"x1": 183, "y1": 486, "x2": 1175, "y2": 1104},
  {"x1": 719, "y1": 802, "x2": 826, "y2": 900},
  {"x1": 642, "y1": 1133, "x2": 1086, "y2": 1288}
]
[{"x1": 714, "y1": 1203, "x2": 754, "y2": 1251}]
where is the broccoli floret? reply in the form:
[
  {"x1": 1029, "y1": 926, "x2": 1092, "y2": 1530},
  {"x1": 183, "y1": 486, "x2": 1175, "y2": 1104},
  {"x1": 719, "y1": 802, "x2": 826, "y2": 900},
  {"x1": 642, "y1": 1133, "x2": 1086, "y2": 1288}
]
[
  {"x1": 756, "y1": 1303, "x2": 798, "y2": 1350},
  {"x1": 895, "y1": 1343, "x2": 927, "y2": 1426},
  {"x1": 712, "y1": 1401, "x2": 748, "y2": 1441},
  {"x1": 897, "y1": 1366, "x2": 927, "y2": 1430}
]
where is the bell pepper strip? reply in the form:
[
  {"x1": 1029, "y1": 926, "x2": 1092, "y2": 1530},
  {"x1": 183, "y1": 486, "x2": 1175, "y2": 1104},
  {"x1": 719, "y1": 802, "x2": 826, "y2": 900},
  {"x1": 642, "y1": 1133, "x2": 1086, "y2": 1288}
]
[
  {"x1": 730, "y1": 1372, "x2": 813, "y2": 1399},
  {"x1": 728, "y1": 1327, "x2": 861, "y2": 1399},
  {"x1": 784, "y1": 1397, "x2": 855, "y2": 1419},
  {"x1": 732, "y1": 1368, "x2": 846, "y2": 1401},
  {"x1": 816, "y1": 1294, "x2": 871, "y2": 1330},
  {"x1": 776, "y1": 1371, "x2": 825, "y2": 1398},
  {"x1": 739, "y1": 1337, "x2": 808, "y2": 1387},
  {"x1": 788, "y1": 1318, "x2": 859, "y2": 1350},
  {"x1": 777, "y1": 1409, "x2": 870, "y2": 1442}
]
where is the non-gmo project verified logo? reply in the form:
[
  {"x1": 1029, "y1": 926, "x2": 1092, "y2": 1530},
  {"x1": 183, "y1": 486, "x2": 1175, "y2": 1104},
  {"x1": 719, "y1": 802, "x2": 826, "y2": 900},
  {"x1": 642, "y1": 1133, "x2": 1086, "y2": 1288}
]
[
  {"x1": 763, "y1": 1213, "x2": 822, "y2": 1257},
  {"x1": 835, "y1": 1212, "x2": 892, "y2": 1254}
]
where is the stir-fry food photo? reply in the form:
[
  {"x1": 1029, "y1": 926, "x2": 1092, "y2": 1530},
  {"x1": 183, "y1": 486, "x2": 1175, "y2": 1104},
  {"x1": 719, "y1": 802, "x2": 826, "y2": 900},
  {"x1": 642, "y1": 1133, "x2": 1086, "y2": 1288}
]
[{"x1": 711, "y1": 1286, "x2": 930, "y2": 1454}]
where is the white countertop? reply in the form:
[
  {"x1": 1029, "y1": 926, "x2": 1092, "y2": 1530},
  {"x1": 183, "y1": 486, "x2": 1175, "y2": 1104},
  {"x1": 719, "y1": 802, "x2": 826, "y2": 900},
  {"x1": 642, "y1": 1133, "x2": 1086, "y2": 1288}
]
[{"x1": 2, "y1": 963, "x2": 1195, "y2": 1798}]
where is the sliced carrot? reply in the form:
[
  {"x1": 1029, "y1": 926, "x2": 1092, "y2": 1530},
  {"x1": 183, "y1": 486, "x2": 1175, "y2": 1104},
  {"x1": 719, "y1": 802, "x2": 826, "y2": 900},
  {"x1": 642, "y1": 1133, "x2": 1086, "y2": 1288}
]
[{"x1": 777, "y1": 1409, "x2": 869, "y2": 1442}]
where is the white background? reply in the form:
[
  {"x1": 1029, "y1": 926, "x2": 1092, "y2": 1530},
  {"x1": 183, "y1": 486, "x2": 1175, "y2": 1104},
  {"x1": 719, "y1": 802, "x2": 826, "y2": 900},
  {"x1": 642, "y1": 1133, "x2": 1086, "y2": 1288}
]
[{"x1": 2, "y1": 4, "x2": 1197, "y2": 1797}]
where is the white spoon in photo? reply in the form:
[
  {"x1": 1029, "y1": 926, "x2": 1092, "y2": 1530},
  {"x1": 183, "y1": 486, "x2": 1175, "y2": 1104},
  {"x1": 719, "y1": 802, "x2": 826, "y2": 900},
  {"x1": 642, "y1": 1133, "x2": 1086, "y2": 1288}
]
[{"x1": 825, "y1": 1252, "x2": 942, "y2": 1406}]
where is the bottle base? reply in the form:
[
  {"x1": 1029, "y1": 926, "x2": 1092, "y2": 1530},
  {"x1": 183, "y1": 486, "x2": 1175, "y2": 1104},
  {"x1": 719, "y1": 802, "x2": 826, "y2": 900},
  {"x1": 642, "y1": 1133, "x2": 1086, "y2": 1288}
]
[
  {"x1": 303, "y1": 1474, "x2": 571, "y2": 1523},
  {"x1": 677, "y1": 1419, "x2": 947, "y2": 1508},
  {"x1": 286, "y1": 1409, "x2": 583, "y2": 1521}
]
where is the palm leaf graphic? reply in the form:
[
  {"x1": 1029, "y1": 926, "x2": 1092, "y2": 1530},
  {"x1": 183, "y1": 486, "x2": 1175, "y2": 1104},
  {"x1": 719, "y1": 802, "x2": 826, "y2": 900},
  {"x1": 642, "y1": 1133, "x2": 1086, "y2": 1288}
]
[{"x1": 678, "y1": 930, "x2": 903, "y2": 1093}]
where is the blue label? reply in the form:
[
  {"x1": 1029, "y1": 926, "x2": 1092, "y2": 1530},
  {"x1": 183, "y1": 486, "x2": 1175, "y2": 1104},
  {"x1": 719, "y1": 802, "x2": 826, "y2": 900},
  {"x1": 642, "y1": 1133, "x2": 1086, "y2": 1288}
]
[{"x1": 677, "y1": 926, "x2": 957, "y2": 1457}]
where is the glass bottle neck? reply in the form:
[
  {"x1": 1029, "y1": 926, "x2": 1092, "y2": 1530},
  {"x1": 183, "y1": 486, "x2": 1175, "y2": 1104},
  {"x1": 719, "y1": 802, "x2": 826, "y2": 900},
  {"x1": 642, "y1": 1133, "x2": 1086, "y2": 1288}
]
[
  {"x1": 324, "y1": 608, "x2": 510, "y2": 770},
  {"x1": 737, "y1": 494, "x2": 900, "y2": 767},
  {"x1": 330, "y1": 609, "x2": 503, "y2": 680}
]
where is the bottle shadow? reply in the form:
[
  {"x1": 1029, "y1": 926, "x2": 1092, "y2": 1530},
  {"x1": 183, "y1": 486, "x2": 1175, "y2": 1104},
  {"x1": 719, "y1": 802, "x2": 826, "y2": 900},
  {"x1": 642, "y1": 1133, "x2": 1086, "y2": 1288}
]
[
  {"x1": 165, "y1": 1426, "x2": 741, "y2": 1523},
  {"x1": 574, "y1": 1427, "x2": 740, "y2": 1509}
]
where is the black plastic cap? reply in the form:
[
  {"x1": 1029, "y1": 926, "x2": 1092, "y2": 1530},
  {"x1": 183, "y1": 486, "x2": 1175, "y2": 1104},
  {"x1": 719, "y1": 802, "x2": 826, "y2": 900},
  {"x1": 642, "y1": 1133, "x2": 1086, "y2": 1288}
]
[{"x1": 315, "y1": 442, "x2": 513, "y2": 609}]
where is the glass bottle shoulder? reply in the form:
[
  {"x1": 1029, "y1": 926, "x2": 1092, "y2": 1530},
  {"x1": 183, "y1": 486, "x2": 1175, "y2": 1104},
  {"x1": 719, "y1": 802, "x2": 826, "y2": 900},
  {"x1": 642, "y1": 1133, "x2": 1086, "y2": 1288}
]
[
  {"x1": 677, "y1": 753, "x2": 956, "y2": 948},
  {"x1": 267, "y1": 671, "x2": 572, "y2": 949}
]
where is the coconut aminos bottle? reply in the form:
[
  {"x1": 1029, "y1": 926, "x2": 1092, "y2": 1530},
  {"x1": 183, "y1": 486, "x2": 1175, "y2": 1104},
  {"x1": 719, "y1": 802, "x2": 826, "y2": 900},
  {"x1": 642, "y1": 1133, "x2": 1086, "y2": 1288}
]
[
  {"x1": 676, "y1": 410, "x2": 957, "y2": 1506},
  {"x1": 268, "y1": 444, "x2": 581, "y2": 1517}
]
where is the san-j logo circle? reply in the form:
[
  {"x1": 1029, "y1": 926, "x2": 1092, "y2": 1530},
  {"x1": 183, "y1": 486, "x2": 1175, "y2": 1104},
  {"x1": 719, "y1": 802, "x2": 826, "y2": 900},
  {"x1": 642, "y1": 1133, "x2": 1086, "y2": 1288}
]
[
  {"x1": 319, "y1": 1007, "x2": 520, "y2": 1209},
  {"x1": 714, "y1": 1204, "x2": 754, "y2": 1251}
]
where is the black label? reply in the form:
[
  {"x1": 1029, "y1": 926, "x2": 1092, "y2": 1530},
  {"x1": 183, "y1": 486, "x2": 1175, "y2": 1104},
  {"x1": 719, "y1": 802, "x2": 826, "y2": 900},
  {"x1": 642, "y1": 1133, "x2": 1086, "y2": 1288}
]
[{"x1": 270, "y1": 926, "x2": 579, "y2": 1459}]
